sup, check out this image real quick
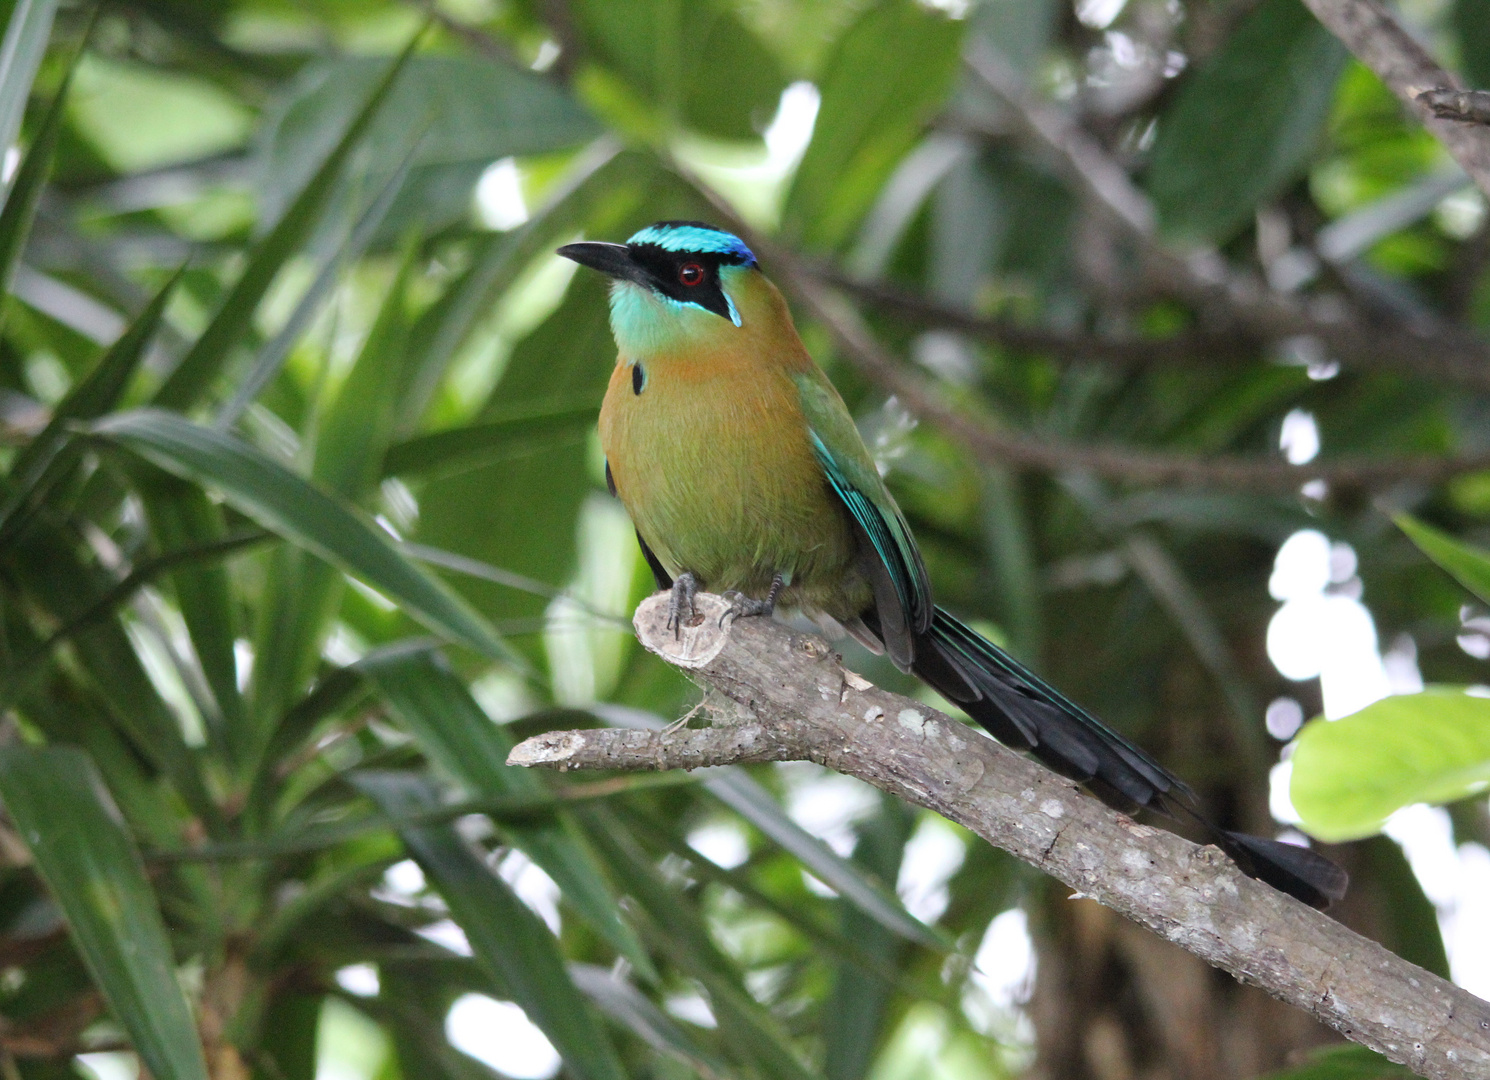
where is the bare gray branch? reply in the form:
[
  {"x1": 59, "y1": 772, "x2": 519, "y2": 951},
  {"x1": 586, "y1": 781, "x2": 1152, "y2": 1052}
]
[{"x1": 511, "y1": 593, "x2": 1490, "y2": 1080}]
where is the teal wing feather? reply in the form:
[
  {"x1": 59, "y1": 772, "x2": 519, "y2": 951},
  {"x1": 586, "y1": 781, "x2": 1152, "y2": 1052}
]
[{"x1": 794, "y1": 371, "x2": 930, "y2": 667}]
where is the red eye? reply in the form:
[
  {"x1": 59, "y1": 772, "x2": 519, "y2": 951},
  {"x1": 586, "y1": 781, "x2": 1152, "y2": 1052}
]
[{"x1": 678, "y1": 262, "x2": 705, "y2": 286}]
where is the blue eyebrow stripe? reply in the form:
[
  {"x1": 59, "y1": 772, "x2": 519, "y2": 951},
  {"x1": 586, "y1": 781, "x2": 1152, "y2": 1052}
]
[{"x1": 627, "y1": 224, "x2": 757, "y2": 265}]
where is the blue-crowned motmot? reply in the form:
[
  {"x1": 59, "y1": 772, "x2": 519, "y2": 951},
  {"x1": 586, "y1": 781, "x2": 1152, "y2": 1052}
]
[{"x1": 558, "y1": 221, "x2": 1347, "y2": 908}]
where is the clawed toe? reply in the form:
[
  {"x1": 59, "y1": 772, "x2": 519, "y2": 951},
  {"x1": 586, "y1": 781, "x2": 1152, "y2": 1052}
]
[
  {"x1": 719, "y1": 573, "x2": 786, "y2": 628},
  {"x1": 666, "y1": 572, "x2": 701, "y2": 638}
]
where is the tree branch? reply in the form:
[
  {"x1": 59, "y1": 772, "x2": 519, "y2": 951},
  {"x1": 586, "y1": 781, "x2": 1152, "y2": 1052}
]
[
  {"x1": 962, "y1": 41, "x2": 1490, "y2": 392},
  {"x1": 782, "y1": 267, "x2": 1490, "y2": 492},
  {"x1": 510, "y1": 593, "x2": 1490, "y2": 1080},
  {"x1": 1297, "y1": 0, "x2": 1490, "y2": 199}
]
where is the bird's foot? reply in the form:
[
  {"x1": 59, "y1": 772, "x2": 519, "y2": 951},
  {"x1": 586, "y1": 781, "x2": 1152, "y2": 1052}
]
[
  {"x1": 666, "y1": 572, "x2": 701, "y2": 638},
  {"x1": 720, "y1": 573, "x2": 785, "y2": 628}
]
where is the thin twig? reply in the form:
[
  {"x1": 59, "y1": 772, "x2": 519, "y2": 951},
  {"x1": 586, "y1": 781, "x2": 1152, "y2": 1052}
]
[
  {"x1": 1418, "y1": 87, "x2": 1490, "y2": 126},
  {"x1": 510, "y1": 593, "x2": 1490, "y2": 1080}
]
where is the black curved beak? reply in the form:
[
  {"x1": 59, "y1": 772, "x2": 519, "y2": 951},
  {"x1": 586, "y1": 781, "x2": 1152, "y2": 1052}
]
[{"x1": 556, "y1": 241, "x2": 643, "y2": 283}]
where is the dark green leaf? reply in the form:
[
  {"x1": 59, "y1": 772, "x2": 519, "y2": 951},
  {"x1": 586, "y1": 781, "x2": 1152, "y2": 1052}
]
[
  {"x1": 383, "y1": 405, "x2": 597, "y2": 480},
  {"x1": 781, "y1": 0, "x2": 963, "y2": 251},
  {"x1": 89, "y1": 409, "x2": 514, "y2": 663},
  {"x1": 152, "y1": 36, "x2": 416, "y2": 411},
  {"x1": 0, "y1": 0, "x2": 59, "y2": 194},
  {"x1": 1454, "y1": 0, "x2": 1490, "y2": 87},
  {"x1": 569, "y1": 0, "x2": 786, "y2": 140},
  {"x1": 0, "y1": 745, "x2": 210, "y2": 1080},
  {"x1": 1146, "y1": 0, "x2": 1347, "y2": 244},
  {"x1": 1395, "y1": 513, "x2": 1490, "y2": 605},
  {"x1": 258, "y1": 55, "x2": 600, "y2": 238}
]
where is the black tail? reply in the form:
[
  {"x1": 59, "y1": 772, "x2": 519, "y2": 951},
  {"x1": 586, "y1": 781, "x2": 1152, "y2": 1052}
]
[{"x1": 895, "y1": 606, "x2": 1347, "y2": 909}]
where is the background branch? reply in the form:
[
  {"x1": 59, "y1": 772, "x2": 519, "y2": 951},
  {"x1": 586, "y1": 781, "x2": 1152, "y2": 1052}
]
[
  {"x1": 1298, "y1": 0, "x2": 1490, "y2": 198},
  {"x1": 510, "y1": 593, "x2": 1490, "y2": 1080}
]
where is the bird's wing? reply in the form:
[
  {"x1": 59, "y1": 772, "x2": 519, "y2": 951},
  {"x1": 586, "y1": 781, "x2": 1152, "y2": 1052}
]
[{"x1": 793, "y1": 371, "x2": 931, "y2": 670}]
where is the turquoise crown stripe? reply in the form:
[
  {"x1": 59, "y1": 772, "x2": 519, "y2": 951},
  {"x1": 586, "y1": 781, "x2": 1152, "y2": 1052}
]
[{"x1": 627, "y1": 223, "x2": 757, "y2": 265}]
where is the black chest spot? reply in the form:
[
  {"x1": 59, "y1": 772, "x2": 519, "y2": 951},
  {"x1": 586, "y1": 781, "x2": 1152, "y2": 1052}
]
[{"x1": 632, "y1": 362, "x2": 645, "y2": 395}]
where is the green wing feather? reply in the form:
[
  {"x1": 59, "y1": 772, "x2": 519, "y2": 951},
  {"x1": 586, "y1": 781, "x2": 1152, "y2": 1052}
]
[{"x1": 793, "y1": 372, "x2": 931, "y2": 657}]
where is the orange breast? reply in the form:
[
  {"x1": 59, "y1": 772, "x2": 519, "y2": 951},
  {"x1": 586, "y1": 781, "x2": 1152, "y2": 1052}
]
[{"x1": 599, "y1": 342, "x2": 859, "y2": 602}]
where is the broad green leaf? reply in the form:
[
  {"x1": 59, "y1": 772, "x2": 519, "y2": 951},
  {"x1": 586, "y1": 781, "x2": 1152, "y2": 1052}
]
[
  {"x1": 0, "y1": 0, "x2": 59, "y2": 204},
  {"x1": 88, "y1": 409, "x2": 513, "y2": 663},
  {"x1": 1395, "y1": 513, "x2": 1490, "y2": 606},
  {"x1": 361, "y1": 647, "x2": 653, "y2": 977},
  {"x1": 1146, "y1": 0, "x2": 1347, "y2": 244},
  {"x1": 354, "y1": 771, "x2": 628, "y2": 1080},
  {"x1": 1455, "y1": 0, "x2": 1490, "y2": 87},
  {"x1": 569, "y1": 0, "x2": 785, "y2": 140},
  {"x1": 152, "y1": 36, "x2": 415, "y2": 411},
  {"x1": 781, "y1": 0, "x2": 963, "y2": 251},
  {"x1": 383, "y1": 405, "x2": 597, "y2": 480},
  {"x1": 0, "y1": 745, "x2": 210, "y2": 1080},
  {"x1": 258, "y1": 55, "x2": 600, "y2": 239},
  {"x1": 1291, "y1": 687, "x2": 1490, "y2": 841}
]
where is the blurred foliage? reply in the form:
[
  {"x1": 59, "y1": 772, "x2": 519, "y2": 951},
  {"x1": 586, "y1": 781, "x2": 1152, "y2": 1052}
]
[{"x1": 0, "y1": 1, "x2": 1483, "y2": 1080}]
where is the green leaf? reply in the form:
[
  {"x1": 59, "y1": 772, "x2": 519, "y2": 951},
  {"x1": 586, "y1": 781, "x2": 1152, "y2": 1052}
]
[
  {"x1": 0, "y1": 29, "x2": 68, "y2": 295},
  {"x1": 1394, "y1": 513, "x2": 1490, "y2": 606},
  {"x1": 361, "y1": 647, "x2": 654, "y2": 977},
  {"x1": 413, "y1": 272, "x2": 613, "y2": 622},
  {"x1": 781, "y1": 0, "x2": 963, "y2": 251},
  {"x1": 214, "y1": 151, "x2": 414, "y2": 430},
  {"x1": 395, "y1": 139, "x2": 625, "y2": 431},
  {"x1": 152, "y1": 35, "x2": 416, "y2": 411},
  {"x1": 568, "y1": 963, "x2": 735, "y2": 1080},
  {"x1": 354, "y1": 771, "x2": 628, "y2": 1080},
  {"x1": 383, "y1": 405, "x2": 597, "y2": 480},
  {"x1": 569, "y1": 0, "x2": 785, "y2": 140},
  {"x1": 1291, "y1": 687, "x2": 1490, "y2": 841},
  {"x1": 137, "y1": 476, "x2": 244, "y2": 761},
  {"x1": 88, "y1": 409, "x2": 513, "y2": 663},
  {"x1": 0, "y1": 0, "x2": 60, "y2": 203},
  {"x1": 244, "y1": 232, "x2": 419, "y2": 731},
  {"x1": 0, "y1": 745, "x2": 210, "y2": 1080},
  {"x1": 258, "y1": 54, "x2": 600, "y2": 239},
  {"x1": 0, "y1": 269, "x2": 179, "y2": 538},
  {"x1": 586, "y1": 809, "x2": 826, "y2": 1080},
  {"x1": 0, "y1": 527, "x2": 224, "y2": 832},
  {"x1": 1454, "y1": 0, "x2": 1490, "y2": 87},
  {"x1": 1146, "y1": 0, "x2": 1347, "y2": 244}
]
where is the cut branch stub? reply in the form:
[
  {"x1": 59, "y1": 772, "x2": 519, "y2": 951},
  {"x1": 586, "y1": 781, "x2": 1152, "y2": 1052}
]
[{"x1": 508, "y1": 594, "x2": 1490, "y2": 1080}]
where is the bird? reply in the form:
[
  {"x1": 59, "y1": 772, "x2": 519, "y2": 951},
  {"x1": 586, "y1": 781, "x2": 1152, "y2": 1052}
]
[{"x1": 557, "y1": 221, "x2": 1348, "y2": 909}]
